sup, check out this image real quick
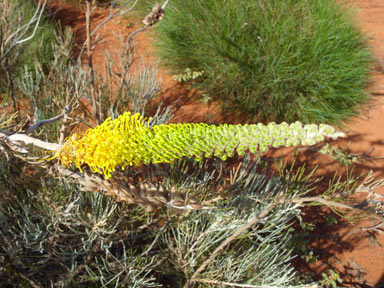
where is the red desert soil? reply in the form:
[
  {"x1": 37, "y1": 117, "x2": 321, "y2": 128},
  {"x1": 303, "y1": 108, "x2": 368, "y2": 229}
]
[{"x1": 48, "y1": 0, "x2": 384, "y2": 286}]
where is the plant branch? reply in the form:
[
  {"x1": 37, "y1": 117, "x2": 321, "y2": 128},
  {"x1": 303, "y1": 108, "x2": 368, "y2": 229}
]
[
  {"x1": 161, "y1": 0, "x2": 170, "y2": 10},
  {"x1": 126, "y1": 26, "x2": 148, "y2": 44},
  {"x1": 340, "y1": 221, "x2": 384, "y2": 238},
  {"x1": 85, "y1": 0, "x2": 97, "y2": 119},
  {"x1": 0, "y1": 132, "x2": 62, "y2": 152},
  {"x1": 289, "y1": 196, "x2": 384, "y2": 220},
  {"x1": 101, "y1": 224, "x2": 167, "y2": 288},
  {"x1": 187, "y1": 200, "x2": 280, "y2": 287},
  {"x1": 127, "y1": 0, "x2": 169, "y2": 44},
  {"x1": 26, "y1": 105, "x2": 71, "y2": 135},
  {"x1": 127, "y1": 0, "x2": 170, "y2": 44},
  {"x1": 78, "y1": 0, "x2": 139, "y2": 60},
  {"x1": 139, "y1": 223, "x2": 167, "y2": 258},
  {"x1": 91, "y1": 0, "x2": 139, "y2": 38}
]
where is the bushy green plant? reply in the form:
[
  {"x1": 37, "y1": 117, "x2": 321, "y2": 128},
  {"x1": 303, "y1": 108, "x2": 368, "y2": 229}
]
[{"x1": 154, "y1": 0, "x2": 372, "y2": 125}]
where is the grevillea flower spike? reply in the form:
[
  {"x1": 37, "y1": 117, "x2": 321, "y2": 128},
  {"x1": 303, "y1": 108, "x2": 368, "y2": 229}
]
[{"x1": 55, "y1": 112, "x2": 345, "y2": 178}]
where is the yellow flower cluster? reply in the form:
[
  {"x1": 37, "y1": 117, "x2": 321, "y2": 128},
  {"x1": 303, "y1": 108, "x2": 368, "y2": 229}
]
[
  {"x1": 57, "y1": 113, "x2": 152, "y2": 178},
  {"x1": 55, "y1": 112, "x2": 345, "y2": 179}
]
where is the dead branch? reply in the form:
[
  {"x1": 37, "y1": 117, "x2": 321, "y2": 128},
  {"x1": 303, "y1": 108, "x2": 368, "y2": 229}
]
[
  {"x1": 55, "y1": 165, "x2": 212, "y2": 212},
  {"x1": 0, "y1": 132, "x2": 61, "y2": 152},
  {"x1": 289, "y1": 196, "x2": 384, "y2": 221},
  {"x1": 186, "y1": 179, "x2": 384, "y2": 287},
  {"x1": 90, "y1": 0, "x2": 139, "y2": 38},
  {"x1": 17, "y1": 271, "x2": 43, "y2": 288},
  {"x1": 85, "y1": 0, "x2": 97, "y2": 119},
  {"x1": 341, "y1": 221, "x2": 384, "y2": 238},
  {"x1": 127, "y1": 0, "x2": 170, "y2": 44},
  {"x1": 26, "y1": 105, "x2": 72, "y2": 135},
  {"x1": 78, "y1": 0, "x2": 170, "y2": 60},
  {"x1": 78, "y1": 0, "x2": 140, "y2": 61}
]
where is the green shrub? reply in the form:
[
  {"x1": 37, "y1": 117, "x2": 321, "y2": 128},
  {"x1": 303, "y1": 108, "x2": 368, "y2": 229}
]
[{"x1": 154, "y1": 0, "x2": 373, "y2": 125}]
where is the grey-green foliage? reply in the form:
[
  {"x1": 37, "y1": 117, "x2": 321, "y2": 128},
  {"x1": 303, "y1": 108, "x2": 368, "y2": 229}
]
[
  {"x1": 0, "y1": 149, "x2": 322, "y2": 287},
  {"x1": 160, "y1": 158, "x2": 303, "y2": 287},
  {"x1": 0, "y1": 157, "x2": 161, "y2": 287},
  {"x1": 16, "y1": 28, "x2": 89, "y2": 141},
  {"x1": 15, "y1": 26, "x2": 162, "y2": 142}
]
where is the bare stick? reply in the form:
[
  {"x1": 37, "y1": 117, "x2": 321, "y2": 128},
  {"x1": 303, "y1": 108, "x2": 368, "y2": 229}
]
[
  {"x1": 77, "y1": 0, "x2": 139, "y2": 60},
  {"x1": 86, "y1": 0, "x2": 93, "y2": 70},
  {"x1": 161, "y1": 0, "x2": 170, "y2": 9},
  {"x1": 2, "y1": 133, "x2": 62, "y2": 151},
  {"x1": 78, "y1": 0, "x2": 169, "y2": 60},
  {"x1": 1, "y1": 0, "x2": 47, "y2": 111},
  {"x1": 340, "y1": 221, "x2": 384, "y2": 238},
  {"x1": 126, "y1": 26, "x2": 148, "y2": 44},
  {"x1": 290, "y1": 196, "x2": 357, "y2": 210},
  {"x1": 139, "y1": 223, "x2": 167, "y2": 258},
  {"x1": 128, "y1": 0, "x2": 170, "y2": 43},
  {"x1": 26, "y1": 105, "x2": 71, "y2": 135},
  {"x1": 26, "y1": 113, "x2": 64, "y2": 134},
  {"x1": 90, "y1": 0, "x2": 139, "y2": 38}
]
